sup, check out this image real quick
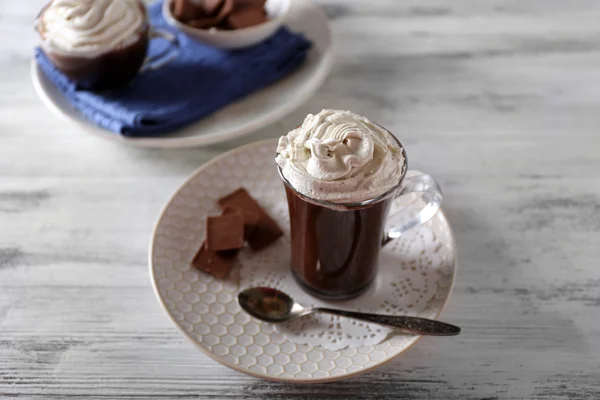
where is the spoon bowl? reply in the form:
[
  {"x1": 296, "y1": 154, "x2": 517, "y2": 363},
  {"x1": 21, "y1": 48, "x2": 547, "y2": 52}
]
[
  {"x1": 238, "y1": 287, "x2": 461, "y2": 336},
  {"x1": 237, "y1": 286, "x2": 305, "y2": 323}
]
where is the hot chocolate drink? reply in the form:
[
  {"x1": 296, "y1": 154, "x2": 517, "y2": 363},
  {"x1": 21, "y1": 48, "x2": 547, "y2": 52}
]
[
  {"x1": 36, "y1": 0, "x2": 150, "y2": 90},
  {"x1": 276, "y1": 110, "x2": 407, "y2": 299},
  {"x1": 283, "y1": 185, "x2": 392, "y2": 298}
]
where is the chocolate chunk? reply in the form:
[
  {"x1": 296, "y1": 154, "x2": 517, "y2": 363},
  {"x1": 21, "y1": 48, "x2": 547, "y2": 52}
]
[
  {"x1": 172, "y1": 0, "x2": 201, "y2": 22},
  {"x1": 174, "y1": 0, "x2": 267, "y2": 30},
  {"x1": 205, "y1": 213, "x2": 244, "y2": 251},
  {"x1": 234, "y1": 0, "x2": 267, "y2": 10},
  {"x1": 222, "y1": 206, "x2": 260, "y2": 239},
  {"x1": 187, "y1": 15, "x2": 224, "y2": 28},
  {"x1": 186, "y1": 0, "x2": 234, "y2": 28},
  {"x1": 192, "y1": 241, "x2": 236, "y2": 278},
  {"x1": 225, "y1": 8, "x2": 267, "y2": 29},
  {"x1": 218, "y1": 188, "x2": 283, "y2": 251},
  {"x1": 216, "y1": 0, "x2": 235, "y2": 20},
  {"x1": 199, "y1": 0, "x2": 224, "y2": 15}
]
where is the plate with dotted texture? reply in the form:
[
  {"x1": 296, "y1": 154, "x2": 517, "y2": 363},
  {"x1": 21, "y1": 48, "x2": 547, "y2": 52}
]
[{"x1": 149, "y1": 139, "x2": 457, "y2": 382}]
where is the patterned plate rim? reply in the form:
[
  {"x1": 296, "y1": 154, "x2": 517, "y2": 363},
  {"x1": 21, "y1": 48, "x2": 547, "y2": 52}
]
[{"x1": 148, "y1": 138, "x2": 458, "y2": 383}]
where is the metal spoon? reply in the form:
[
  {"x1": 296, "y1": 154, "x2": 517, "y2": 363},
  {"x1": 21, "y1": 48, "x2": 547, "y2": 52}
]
[{"x1": 238, "y1": 287, "x2": 461, "y2": 336}]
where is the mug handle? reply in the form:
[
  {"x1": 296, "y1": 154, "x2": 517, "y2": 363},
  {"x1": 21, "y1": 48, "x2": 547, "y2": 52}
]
[
  {"x1": 141, "y1": 29, "x2": 180, "y2": 72},
  {"x1": 383, "y1": 170, "x2": 443, "y2": 245}
]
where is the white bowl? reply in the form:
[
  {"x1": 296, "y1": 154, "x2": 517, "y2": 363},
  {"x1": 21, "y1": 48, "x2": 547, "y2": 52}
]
[{"x1": 162, "y1": 0, "x2": 291, "y2": 49}]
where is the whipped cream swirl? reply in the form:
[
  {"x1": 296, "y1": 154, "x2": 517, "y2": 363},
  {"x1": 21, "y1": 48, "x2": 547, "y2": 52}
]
[
  {"x1": 38, "y1": 0, "x2": 146, "y2": 57},
  {"x1": 276, "y1": 110, "x2": 405, "y2": 203}
]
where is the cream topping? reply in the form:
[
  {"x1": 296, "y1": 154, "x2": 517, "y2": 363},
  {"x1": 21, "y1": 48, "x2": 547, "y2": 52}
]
[
  {"x1": 38, "y1": 0, "x2": 145, "y2": 57},
  {"x1": 276, "y1": 110, "x2": 405, "y2": 203}
]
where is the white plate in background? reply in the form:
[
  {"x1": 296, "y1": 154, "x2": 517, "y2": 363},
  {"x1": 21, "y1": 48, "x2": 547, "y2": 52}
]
[{"x1": 31, "y1": 0, "x2": 333, "y2": 149}]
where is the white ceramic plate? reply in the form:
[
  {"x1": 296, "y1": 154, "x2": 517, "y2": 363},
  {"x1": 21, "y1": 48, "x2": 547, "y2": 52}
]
[
  {"x1": 148, "y1": 139, "x2": 457, "y2": 383},
  {"x1": 31, "y1": 0, "x2": 332, "y2": 149}
]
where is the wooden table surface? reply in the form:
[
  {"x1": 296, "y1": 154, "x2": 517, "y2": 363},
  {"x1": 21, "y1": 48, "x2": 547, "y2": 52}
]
[{"x1": 2, "y1": 0, "x2": 599, "y2": 398}]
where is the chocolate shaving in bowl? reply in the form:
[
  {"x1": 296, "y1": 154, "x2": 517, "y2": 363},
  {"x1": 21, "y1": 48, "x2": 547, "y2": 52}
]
[
  {"x1": 172, "y1": 0, "x2": 202, "y2": 21},
  {"x1": 172, "y1": 0, "x2": 268, "y2": 30},
  {"x1": 225, "y1": 8, "x2": 267, "y2": 30},
  {"x1": 200, "y1": 0, "x2": 225, "y2": 15}
]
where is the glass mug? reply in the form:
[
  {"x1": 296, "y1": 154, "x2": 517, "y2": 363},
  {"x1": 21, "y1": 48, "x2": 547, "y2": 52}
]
[{"x1": 278, "y1": 131, "x2": 443, "y2": 300}]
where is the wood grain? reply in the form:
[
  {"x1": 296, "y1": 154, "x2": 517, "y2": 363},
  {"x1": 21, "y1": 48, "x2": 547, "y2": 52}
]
[{"x1": 1, "y1": 0, "x2": 600, "y2": 398}]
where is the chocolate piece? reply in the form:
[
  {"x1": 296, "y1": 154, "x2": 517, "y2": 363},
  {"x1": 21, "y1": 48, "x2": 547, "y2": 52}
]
[
  {"x1": 218, "y1": 188, "x2": 283, "y2": 251},
  {"x1": 199, "y1": 0, "x2": 224, "y2": 15},
  {"x1": 216, "y1": 0, "x2": 235, "y2": 22},
  {"x1": 174, "y1": 0, "x2": 267, "y2": 30},
  {"x1": 222, "y1": 206, "x2": 260, "y2": 239},
  {"x1": 192, "y1": 242, "x2": 236, "y2": 278},
  {"x1": 225, "y1": 8, "x2": 267, "y2": 29},
  {"x1": 172, "y1": 0, "x2": 201, "y2": 22},
  {"x1": 205, "y1": 213, "x2": 244, "y2": 251},
  {"x1": 235, "y1": 0, "x2": 267, "y2": 8},
  {"x1": 186, "y1": 0, "x2": 234, "y2": 29},
  {"x1": 187, "y1": 15, "x2": 224, "y2": 28}
]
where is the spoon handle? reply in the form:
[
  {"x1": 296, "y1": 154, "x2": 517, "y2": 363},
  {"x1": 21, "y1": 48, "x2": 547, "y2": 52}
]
[{"x1": 314, "y1": 308, "x2": 461, "y2": 336}]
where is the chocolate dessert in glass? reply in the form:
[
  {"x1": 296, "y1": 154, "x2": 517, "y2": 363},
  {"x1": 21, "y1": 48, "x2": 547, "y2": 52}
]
[
  {"x1": 36, "y1": 0, "x2": 178, "y2": 90},
  {"x1": 276, "y1": 110, "x2": 443, "y2": 300}
]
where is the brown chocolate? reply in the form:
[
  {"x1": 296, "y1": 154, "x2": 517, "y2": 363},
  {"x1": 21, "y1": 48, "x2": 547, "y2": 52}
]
[
  {"x1": 225, "y1": 8, "x2": 267, "y2": 29},
  {"x1": 216, "y1": 0, "x2": 235, "y2": 22},
  {"x1": 171, "y1": 0, "x2": 201, "y2": 22},
  {"x1": 218, "y1": 188, "x2": 283, "y2": 251},
  {"x1": 222, "y1": 206, "x2": 260, "y2": 239},
  {"x1": 187, "y1": 15, "x2": 224, "y2": 28},
  {"x1": 236, "y1": 0, "x2": 267, "y2": 8},
  {"x1": 205, "y1": 213, "x2": 244, "y2": 251},
  {"x1": 200, "y1": 0, "x2": 225, "y2": 15},
  {"x1": 173, "y1": 0, "x2": 266, "y2": 30},
  {"x1": 192, "y1": 241, "x2": 236, "y2": 278},
  {"x1": 186, "y1": 0, "x2": 234, "y2": 28}
]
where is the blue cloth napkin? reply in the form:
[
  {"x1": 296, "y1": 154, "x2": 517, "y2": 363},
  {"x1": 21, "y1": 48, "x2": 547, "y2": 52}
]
[{"x1": 35, "y1": 1, "x2": 311, "y2": 137}]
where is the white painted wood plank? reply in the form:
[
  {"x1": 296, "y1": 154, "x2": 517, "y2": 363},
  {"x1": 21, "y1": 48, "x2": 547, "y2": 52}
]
[{"x1": 1, "y1": 0, "x2": 599, "y2": 398}]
